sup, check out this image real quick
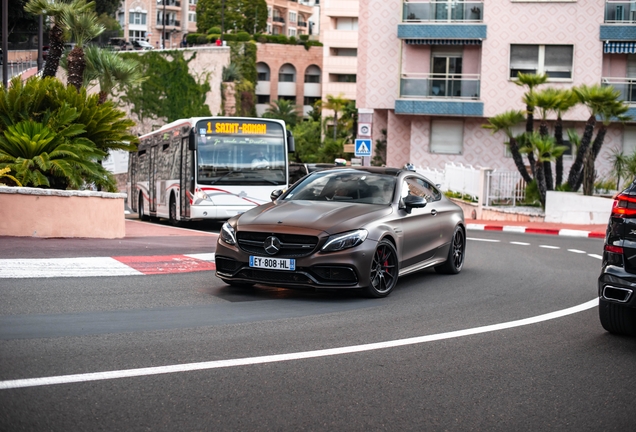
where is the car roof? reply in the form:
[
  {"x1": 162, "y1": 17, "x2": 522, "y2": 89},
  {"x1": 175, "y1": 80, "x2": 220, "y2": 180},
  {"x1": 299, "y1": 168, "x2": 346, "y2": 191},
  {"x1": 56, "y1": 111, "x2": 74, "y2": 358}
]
[{"x1": 319, "y1": 166, "x2": 406, "y2": 177}]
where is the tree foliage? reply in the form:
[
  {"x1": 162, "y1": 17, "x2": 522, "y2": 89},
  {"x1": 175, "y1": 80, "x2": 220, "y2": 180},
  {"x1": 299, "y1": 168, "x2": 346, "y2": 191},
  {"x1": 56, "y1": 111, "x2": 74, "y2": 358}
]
[
  {"x1": 120, "y1": 51, "x2": 212, "y2": 123},
  {"x1": 196, "y1": 0, "x2": 267, "y2": 35}
]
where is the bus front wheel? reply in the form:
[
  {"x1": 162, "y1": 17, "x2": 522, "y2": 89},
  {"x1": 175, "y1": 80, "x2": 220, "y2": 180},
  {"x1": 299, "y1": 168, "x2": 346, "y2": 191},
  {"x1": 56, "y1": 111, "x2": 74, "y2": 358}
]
[
  {"x1": 138, "y1": 195, "x2": 149, "y2": 221},
  {"x1": 169, "y1": 195, "x2": 179, "y2": 226}
]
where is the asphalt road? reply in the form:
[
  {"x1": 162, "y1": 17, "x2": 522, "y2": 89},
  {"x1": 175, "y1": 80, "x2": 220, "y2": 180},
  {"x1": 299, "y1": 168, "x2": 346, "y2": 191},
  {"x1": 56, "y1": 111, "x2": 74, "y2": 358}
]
[{"x1": 0, "y1": 230, "x2": 634, "y2": 431}]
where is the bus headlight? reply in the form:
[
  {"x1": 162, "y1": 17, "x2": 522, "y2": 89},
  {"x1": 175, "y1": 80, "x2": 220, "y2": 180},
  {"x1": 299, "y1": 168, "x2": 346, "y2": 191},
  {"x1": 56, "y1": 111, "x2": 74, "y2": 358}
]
[
  {"x1": 194, "y1": 188, "x2": 212, "y2": 202},
  {"x1": 220, "y1": 222, "x2": 237, "y2": 245}
]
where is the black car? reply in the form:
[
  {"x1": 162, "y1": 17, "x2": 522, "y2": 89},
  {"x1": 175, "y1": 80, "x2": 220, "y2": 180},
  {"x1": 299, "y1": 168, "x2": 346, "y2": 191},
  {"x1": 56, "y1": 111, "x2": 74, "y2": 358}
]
[{"x1": 599, "y1": 179, "x2": 636, "y2": 335}]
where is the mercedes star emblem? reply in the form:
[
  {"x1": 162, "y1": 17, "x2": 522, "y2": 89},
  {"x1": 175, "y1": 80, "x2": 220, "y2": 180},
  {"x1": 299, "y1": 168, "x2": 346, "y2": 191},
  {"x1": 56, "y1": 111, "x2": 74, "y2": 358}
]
[{"x1": 264, "y1": 236, "x2": 281, "y2": 255}]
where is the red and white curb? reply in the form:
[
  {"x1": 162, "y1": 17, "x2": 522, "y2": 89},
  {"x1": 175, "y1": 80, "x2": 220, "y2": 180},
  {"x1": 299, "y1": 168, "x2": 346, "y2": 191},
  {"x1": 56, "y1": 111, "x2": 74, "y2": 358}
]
[
  {"x1": 466, "y1": 224, "x2": 605, "y2": 239},
  {"x1": 0, "y1": 253, "x2": 216, "y2": 279}
]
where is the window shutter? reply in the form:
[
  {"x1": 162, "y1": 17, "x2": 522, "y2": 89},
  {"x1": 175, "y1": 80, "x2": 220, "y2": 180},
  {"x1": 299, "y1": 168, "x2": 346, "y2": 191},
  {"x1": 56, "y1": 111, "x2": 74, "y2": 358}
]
[{"x1": 430, "y1": 120, "x2": 464, "y2": 154}]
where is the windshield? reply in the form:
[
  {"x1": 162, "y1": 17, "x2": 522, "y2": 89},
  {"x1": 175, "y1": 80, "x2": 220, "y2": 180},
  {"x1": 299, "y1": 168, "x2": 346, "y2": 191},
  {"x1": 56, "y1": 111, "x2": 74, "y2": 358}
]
[
  {"x1": 196, "y1": 123, "x2": 286, "y2": 186},
  {"x1": 283, "y1": 170, "x2": 396, "y2": 204}
]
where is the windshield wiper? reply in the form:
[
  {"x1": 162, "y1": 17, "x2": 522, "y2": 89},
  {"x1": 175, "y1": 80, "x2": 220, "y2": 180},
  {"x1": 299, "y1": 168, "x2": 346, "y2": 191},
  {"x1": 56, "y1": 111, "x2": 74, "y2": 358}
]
[{"x1": 209, "y1": 170, "x2": 242, "y2": 185}]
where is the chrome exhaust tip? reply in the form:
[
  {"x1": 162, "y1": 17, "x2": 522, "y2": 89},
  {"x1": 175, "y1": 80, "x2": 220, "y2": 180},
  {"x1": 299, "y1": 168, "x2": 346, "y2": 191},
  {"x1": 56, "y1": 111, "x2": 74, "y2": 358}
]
[{"x1": 602, "y1": 285, "x2": 633, "y2": 303}]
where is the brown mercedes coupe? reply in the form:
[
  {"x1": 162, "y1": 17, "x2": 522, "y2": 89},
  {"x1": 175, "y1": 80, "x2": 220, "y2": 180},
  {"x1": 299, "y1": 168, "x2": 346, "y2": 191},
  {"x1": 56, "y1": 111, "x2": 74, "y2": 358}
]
[{"x1": 215, "y1": 167, "x2": 465, "y2": 297}]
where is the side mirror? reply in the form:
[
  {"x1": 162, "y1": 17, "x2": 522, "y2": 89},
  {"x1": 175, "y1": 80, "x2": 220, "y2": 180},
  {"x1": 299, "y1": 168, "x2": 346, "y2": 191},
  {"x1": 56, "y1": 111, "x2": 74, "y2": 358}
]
[
  {"x1": 403, "y1": 194, "x2": 427, "y2": 213},
  {"x1": 188, "y1": 128, "x2": 197, "y2": 151},
  {"x1": 270, "y1": 189, "x2": 284, "y2": 201},
  {"x1": 286, "y1": 129, "x2": 295, "y2": 153}
]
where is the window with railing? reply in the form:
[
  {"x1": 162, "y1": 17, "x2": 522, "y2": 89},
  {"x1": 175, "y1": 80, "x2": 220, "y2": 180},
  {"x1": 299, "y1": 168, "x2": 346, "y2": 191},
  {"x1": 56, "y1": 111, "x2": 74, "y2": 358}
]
[
  {"x1": 602, "y1": 78, "x2": 636, "y2": 104},
  {"x1": 400, "y1": 73, "x2": 480, "y2": 99},
  {"x1": 403, "y1": 1, "x2": 484, "y2": 23},
  {"x1": 605, "y1": 1, "x2": 636, "y2": 24}
]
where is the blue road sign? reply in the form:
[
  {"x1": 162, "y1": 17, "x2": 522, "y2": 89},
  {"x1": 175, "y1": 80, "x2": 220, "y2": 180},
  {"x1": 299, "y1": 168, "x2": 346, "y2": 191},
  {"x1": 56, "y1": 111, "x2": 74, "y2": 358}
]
[{"x1": 354, "y1": 139, "x2": 372, "y2": 157}]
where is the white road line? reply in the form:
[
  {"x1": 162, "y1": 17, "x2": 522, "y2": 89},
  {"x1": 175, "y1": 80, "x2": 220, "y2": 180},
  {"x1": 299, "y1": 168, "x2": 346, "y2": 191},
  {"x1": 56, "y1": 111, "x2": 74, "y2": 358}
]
[
  {"x1": 559, "y1": 229, "x2": 592, "y2": 237},
  {"x1": 467, "y1": 238, "x2": 500, "y2": 242},
  {"x1": 0, "y1": 299, "x2": 599, "y2": 390},
  {"x1": 539, "y1": 245, "x2": 560, "y2": 249},
  {"x1": 588, "y1": 254, "x2": 603, "y2": 260},
  {"x1": 510, "y1": 241, "x2": 530, "y2": 246},
  {"x1": 0, "y1": 257, "x2": 143, "y2": 278},
  {"x1": 567, "y1": 249, "x2": 587, "y2": 254},
  {"x1": 184, "y1": 253, "x2": 215, "y2": 261}
]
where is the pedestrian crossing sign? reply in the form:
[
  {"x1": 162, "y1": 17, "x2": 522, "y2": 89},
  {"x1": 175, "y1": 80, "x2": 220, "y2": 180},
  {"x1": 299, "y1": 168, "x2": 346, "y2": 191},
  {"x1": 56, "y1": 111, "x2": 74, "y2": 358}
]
[{"x1": 354, "y1": 139, "x2": 372, "y2": 157}]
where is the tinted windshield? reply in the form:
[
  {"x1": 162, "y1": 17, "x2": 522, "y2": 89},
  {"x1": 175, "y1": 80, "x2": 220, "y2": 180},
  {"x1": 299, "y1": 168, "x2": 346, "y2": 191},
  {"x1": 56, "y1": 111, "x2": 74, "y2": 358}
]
[
  {"x1": 284, "y1": 170, "x2": 396, "y2": 204},
  {"x1": 196, "y1": 120, "x2": 286, "y2": 186}
]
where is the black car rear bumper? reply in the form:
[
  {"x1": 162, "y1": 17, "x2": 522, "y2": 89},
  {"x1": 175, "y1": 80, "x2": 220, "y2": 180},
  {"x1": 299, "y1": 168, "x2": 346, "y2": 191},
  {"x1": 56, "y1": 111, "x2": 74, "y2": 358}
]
[{"x1": 598, "y1": 265, "x2": 636, "y2": 308}]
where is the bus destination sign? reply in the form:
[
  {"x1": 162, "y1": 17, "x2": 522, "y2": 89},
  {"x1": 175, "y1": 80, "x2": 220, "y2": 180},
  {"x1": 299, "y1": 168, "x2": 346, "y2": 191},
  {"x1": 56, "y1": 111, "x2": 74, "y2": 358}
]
[{"x1": 207, "y1": 121, "x2": 268, "y2": 135}]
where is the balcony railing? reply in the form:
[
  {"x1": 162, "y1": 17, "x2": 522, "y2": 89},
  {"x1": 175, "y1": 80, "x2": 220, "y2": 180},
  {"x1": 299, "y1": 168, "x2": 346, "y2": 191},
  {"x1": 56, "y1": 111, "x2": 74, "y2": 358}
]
[
  {"x1": 602, "y1": 78, "x2": 636, "y2": 103},
  {"x1": 400, "y1": 73, "x2": 480, "y2": 99},
  {"x1": 157, "y1": 19, "x2": 181, "y2": 27},
  {"x1": 273, "y1": 16, "x2": 285, "y2": 24},
  {"x1": 403, "y1": 1, "x2": 484, "y2": 23},
  {"x1": 298, "y1": 21, "x2": 308, "y2": 27},
  {"x1": 605, "y1": 1, "x2": 636, "y2": 24}
]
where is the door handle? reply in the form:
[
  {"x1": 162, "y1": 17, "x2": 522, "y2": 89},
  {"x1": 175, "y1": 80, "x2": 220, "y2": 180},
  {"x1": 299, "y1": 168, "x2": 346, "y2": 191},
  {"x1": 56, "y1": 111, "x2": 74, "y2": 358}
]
[{"x1": 431, "y1": 209, "x2": 437, "y2": 216}]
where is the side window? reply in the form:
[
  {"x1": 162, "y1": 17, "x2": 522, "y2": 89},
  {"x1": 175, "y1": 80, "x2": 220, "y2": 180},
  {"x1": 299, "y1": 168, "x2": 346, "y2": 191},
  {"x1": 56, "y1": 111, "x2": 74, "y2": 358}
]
[{"x1": 401, "y1": 177, "x2": 441, "y2": 203}]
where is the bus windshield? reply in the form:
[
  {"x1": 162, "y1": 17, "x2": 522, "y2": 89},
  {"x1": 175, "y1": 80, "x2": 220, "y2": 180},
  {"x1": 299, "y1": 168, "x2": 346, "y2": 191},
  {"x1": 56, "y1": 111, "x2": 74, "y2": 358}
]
[{"x1": 196, "y1": 120, "x2": 287, "y2": 186}]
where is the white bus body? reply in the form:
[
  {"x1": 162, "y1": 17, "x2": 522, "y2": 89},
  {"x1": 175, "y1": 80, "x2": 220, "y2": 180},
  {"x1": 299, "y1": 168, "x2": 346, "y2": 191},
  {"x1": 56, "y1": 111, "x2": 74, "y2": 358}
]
[{"x1": 127, "y1": 117, "x2": 295, "y2": 222}]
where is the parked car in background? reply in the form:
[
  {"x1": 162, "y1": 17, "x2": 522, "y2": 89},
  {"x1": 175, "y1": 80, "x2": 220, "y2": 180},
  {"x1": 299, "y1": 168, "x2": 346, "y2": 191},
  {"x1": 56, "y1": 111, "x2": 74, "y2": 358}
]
[
  {"x1": 215, "y1": 166, "x2": 466, "y2": 298},
  {"x1": 599, "y1": 179, "x2": 636, "y2": 336},
  {"x1": 133, "y1": 40, "x2": 153, "y2": 50}
]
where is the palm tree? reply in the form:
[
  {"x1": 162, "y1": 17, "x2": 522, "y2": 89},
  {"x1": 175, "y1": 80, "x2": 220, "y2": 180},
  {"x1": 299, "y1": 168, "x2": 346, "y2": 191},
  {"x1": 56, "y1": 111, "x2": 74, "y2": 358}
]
[
  {"x1": 523, "y1": 132, "x2": 567, "y2": 208},
  {"x1": 482, "y1": 110, "x2": 532, "y2": 183},
  {"x1": 609, "y1": 149, "x2": 629, "y2": 190},
  {"x1": 515, "y1": 72, "x2": 548, "y2": 175},
  {"x1": 61, "y1": 46, "x2": 146, "y2": 104},
  {"x1": 323, "y1": 93, "x2": 349, "y2": 141},
  {"x1": 59, "y1": 5, "x2": 105, "y2": 90},
  {"x1": 569, "y1": 84, "x2": 626, "y2": 191},
  {"x1": 551, "y1": 89, "x2": 578, "y2": 188},
  {"x1": 0, "y1": 119, "x2": 113, "y2": 190},
  {"x1": 530, "y1": 88, "x2": 560, "y2": 190},
  {"x1": 262, "y1": 99, "x2": 299, "y2": 128},
  {"x1": 24, "y1": 0, "x2": 93, "y2": 79}
]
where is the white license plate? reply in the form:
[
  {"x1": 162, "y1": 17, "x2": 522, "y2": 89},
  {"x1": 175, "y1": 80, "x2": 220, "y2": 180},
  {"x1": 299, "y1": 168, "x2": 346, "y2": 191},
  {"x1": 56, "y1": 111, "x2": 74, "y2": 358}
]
[{"x1": 249, "y1": 256, "x2": 296, "y2": 271}]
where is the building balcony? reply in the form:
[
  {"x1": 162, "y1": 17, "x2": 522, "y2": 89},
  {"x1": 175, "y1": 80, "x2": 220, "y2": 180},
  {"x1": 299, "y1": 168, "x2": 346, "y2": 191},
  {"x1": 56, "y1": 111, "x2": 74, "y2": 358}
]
[
  {"x1": 324, "y1": 56, "x2": 357, "y2": 74},
  {"x1": 396, "y1": 73, "x2": 483, "y2": 116},
  {"x1": 273, "y1": 16, "x2": 286, "y2": 24},
  {"x1": 156, "y1": 20, "x2": 181, "y2": 28},
  {"x1": 400, "y1": 73, "x2": 480, "y2": 99},
  {"x1": 602, "y1": 77, "x2": 636, "y2": 104},
  {"x1": 298, "y1": 21, "x2": 308, "y2": 28},
  {"x1": 605, "y1": 1, "x2": 636, "y2": 23},
  {"x1": 403, "y1": 1, "x2": 484, "y2": 23},
  {"x1": 601, "y1": 1, "x2": 636, "y2": 40}
]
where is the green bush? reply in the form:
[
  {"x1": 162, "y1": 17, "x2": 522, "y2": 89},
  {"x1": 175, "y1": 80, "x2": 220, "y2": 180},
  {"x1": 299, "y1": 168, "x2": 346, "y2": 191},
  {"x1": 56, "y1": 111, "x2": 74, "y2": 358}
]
[
  {"x1": 223, "y1": 33, "x2": 237, "y2": 42},
  {"x1": 0, "y1": 76, "x2": 137, "y2": 191},
  {"x1": 206, "y1": 34, "x2": 220, "y2": 43},
  {"x1": 186, "y1": 33, "x2": 202, "y2": 44},
  {"x1": 207, "y1": 26, "x2": 221, "y2": 35},
  {"x1": 288, "y1": 36, "x2": 297, "y2": 45},
  {"x1": 196, "y1": 34, "x2": 208, "y2": 45},
  {"x1": 236, "y1": 31, "x2": 251, "y2": 42},
  {"x1": 299, "y1": 34, "x2": 309, "y2": 41}
]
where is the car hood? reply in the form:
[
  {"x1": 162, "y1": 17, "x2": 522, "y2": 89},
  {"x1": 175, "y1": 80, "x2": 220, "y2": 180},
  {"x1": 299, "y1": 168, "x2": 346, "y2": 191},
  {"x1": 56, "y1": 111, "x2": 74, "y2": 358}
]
[{"x1": 236, "y1": 200, "x2": 393, "y2": 235}]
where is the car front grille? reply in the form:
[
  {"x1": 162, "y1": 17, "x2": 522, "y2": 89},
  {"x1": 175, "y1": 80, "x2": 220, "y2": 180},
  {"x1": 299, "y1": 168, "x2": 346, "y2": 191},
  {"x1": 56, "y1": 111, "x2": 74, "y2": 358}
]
[
  {"x1": 235, "y1": 268, "x2": 314, "y2": 284},
  {"x1": 237, "y1": 232, "x2": 319, "y2": 257}
]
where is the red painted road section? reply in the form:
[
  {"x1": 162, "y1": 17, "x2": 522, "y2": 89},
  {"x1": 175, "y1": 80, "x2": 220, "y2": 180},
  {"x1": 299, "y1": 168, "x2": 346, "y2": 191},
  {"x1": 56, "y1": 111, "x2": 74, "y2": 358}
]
[{"x1": 113, "y1": 255, "x2": 216, "y2": 275}]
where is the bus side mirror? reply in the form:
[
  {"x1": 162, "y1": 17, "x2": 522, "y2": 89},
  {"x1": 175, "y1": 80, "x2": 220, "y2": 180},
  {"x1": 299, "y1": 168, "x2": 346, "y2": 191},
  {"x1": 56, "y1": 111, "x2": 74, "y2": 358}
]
[
  {"x1": 188, "y1": 128, "x2": 197, "y2": 151},
  {"x1": 286, "y1": 129, "x2": 295, "y2": 153}
]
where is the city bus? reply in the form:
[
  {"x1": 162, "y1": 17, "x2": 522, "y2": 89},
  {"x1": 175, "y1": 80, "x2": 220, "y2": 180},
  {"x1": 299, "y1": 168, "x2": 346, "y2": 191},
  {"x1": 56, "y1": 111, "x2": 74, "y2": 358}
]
[{"x1": 128, "y1": 117, "x2": 295, "y2": 223}]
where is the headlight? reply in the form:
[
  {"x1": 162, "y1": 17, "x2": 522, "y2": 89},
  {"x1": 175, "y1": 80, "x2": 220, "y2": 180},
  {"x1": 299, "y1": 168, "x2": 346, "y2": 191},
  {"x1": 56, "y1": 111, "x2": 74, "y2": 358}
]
[
  {"x1": 194, "y1": 188, "x2": 212, "y2": 202},
  {"x1": 220, "y1": 221, "x2": 237, "y2": 245},
  {"x1": 322, "y1": 229, "x2": 368, "y2": 252}
]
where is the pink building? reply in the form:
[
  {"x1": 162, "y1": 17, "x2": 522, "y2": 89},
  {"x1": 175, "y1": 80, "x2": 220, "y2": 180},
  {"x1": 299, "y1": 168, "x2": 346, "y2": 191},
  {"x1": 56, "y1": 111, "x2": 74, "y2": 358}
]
[{"x1": 357, "y1": 0, "x2": 636, "y2": 180}]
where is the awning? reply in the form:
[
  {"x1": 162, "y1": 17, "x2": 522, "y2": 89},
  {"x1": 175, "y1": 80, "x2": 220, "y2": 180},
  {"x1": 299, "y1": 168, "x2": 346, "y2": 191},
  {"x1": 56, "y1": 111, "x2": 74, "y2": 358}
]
[
  {"x1": 405, "y1": 39, "x2": 482, "y2": 46},
  {"x1": 604, "y1": 41, "x2": 636, "y2": 54}
]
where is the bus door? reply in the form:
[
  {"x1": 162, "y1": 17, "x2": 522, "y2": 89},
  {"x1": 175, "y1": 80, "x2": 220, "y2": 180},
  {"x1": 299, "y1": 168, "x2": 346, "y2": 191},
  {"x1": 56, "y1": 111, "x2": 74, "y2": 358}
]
[
  {"x1": 149, "y1": 145, "x2": 158, "y2": 213},
  {"x1": 128, "y1": 152, "x2": 137, "y2": 212},
  {"x1": 180, "y1": 137, "x2": 191, "y2": 219}
]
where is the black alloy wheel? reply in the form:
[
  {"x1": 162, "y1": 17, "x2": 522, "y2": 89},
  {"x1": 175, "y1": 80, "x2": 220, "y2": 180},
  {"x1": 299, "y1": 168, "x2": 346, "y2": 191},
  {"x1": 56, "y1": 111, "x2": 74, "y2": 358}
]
[
  {"x1": 435, "y1": 226, "x2": 465, "y2": 274},
  {"x1": 365, "y1": 239, "x2": 399, "y2": 298}
]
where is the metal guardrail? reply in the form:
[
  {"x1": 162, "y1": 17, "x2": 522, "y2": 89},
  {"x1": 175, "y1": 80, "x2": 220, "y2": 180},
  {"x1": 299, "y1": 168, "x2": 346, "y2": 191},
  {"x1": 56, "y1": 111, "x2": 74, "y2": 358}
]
[
  {"x1": 400, "y1": 73, "x2": 480, "y2": 99},
  {"x1": 485, "y1": 170, "x2": 526, "y2": 206},
  {"x1": 604, "y1": 1, "x2": 636, "y2": 24}
]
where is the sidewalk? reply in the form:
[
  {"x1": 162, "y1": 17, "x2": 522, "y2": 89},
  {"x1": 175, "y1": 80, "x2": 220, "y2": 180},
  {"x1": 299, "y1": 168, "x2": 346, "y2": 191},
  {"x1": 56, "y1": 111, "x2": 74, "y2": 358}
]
[{"x1": 466, "y1": 219, "x2": 606, "y2": 239}]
